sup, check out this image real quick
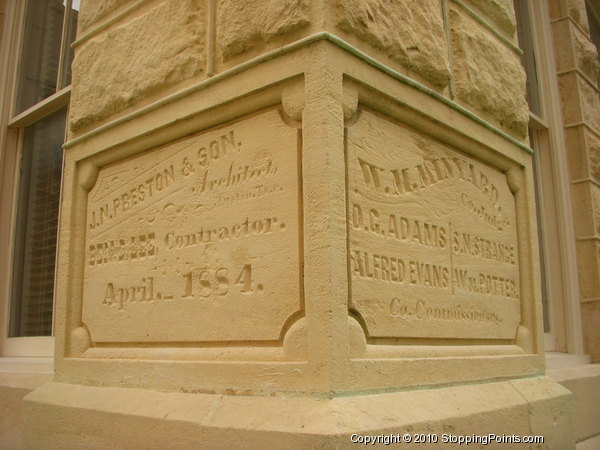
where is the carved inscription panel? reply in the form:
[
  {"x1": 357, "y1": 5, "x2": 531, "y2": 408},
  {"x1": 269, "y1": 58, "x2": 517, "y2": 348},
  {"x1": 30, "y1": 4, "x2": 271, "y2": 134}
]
[
  {"x1": 347, "y1": 110, "x2": 520, "y2": 340},
  {"x1": 82, "y1": 109, "x2": 301, "y2": 343}
]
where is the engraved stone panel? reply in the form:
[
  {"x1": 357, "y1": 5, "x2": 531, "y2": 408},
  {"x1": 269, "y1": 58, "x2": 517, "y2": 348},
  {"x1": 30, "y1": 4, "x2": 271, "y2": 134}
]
[
  {"x1": 347, "y1": 110, "x2": 520, "y2": 340},
  {"x1": 82, "y1": 109, "x2": 302, "y2": 343}
]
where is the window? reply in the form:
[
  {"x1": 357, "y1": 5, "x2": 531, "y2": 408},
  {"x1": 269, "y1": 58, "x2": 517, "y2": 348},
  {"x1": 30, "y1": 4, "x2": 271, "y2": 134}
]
[
  {"x1": 9, "y1": 109, "x2": 66, "y2": 337},
  {"x1": 0, "y1": 0, "x2": 78, "y2": 355},
  {"x1": 586, "y1": 0, "x2": 600, "y2": 86},
  {"x1": 513, "y1": 0, "x2": 583, "y2": 354}
]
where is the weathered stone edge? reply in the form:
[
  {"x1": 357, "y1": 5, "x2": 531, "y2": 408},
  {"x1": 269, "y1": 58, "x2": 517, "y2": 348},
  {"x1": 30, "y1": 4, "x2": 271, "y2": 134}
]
[
  {"x1": 72, "y1": 0, "x2": 154, "y2": 48},
  {"x1": 451, "y1": 0, "x2": 523, "y2": 56}
]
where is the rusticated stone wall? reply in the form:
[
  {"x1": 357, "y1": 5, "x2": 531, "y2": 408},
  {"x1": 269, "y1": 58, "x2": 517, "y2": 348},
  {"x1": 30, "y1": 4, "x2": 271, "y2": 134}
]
[
  {"x1": 448, "y1": 3, "x2": 528, "y2": 137},
  {"x1": 71, "y1": 0, "x2": 207, "y2": 131},
  {"x1": 71, "y1": 0, "x2": 528, "y2": 141},
  {"x1": 549, "y1": 0, "x2": 600, "y2": 361},
  {"x1": 332, "y1": 0, "x2": 451, "y2": 88}
]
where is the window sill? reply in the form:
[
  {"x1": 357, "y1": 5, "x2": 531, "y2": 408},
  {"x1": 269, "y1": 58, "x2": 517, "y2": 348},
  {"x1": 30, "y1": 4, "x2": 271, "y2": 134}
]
[
  {"x1": 546, "y1": 352, "x2": 600, "y2": 384},
  {"x1": 0, "y1": 356, "x2": 53, "y2": 375},
  {"x1": 545, "y1": 351, "x2": 591, "y2": 370},
  {"x1": 2, "y1": 336, "x2": 54, "y2": 357}
]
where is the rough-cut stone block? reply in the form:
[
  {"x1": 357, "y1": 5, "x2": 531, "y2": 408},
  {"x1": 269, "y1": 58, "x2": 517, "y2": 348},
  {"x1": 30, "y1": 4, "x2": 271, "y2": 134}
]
[
  {"x1": 450, "y1": 8, "x2": 528, "y2": 137},
  {"x1": 464, "y1": 0, "x2": 516, "y2": 36},
  {"x1": 552, "y1": 19, "x2": 577, "y2": 72},
  {"x1": 582, "y1": 301, "x2": 600, "y2": 362},
  {"x1": 553, "y1": 20, "x2": 600, "y2": 83},
  {"x1": 588, "y1": 129, "x2": 600, "y2": 182},
  {"x1": 334, "y1": 0, "x2": 451, "y2": 87},
  {"x1": 78, "y1": 0, "x2": 135, "y2": 32},
  {"x1": 564, "y1": 126, "x2": 600, "y2": 181},
  {"x1": 594, "y1": 183, "x2": 600, "y2": 236},
  {"x1": 579, "y1": 80, "x2": 600, "y2": 133},
  {"x1": 559, "y1": 73, "x2": 600, "y2": 133},
  {"x1": 70, "y1": 0, "x2": 206, "y2": 131},
  {"x1": 559, "y1": 72, "x2": 583, "y2": 125},
  {"x1": 565, "y1": 127, "x2": 586, "y2": 180},
  {"x1": 576, "y1": 240, "x2": 600, "y2": 300},
  {"x1": 548, "y1": 0, "x2": 590, "y2": 34},
  {"x1": 218, "y1": 0, "x2": 310, "y2": 60},
  {"x1": 570, "y1": 181, "x2": 597, "y2": 237},
  {"x1": 572, "y1": 27, "x2": 600, "y2": 82}
]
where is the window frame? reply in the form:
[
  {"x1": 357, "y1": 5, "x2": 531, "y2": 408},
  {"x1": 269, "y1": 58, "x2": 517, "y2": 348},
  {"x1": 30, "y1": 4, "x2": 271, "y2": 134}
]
[
  {"x1": 0, "y1": 0, "x2": 72, "y2": 357},
  {"x1": 515, "y1": 0, "x2": 584, "y2": 354}
]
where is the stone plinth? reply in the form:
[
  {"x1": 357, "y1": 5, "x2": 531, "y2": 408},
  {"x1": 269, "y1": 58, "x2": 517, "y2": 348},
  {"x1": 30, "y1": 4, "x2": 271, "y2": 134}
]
[{"x1": 23, "y1": 0, "x2": 575, "y2": 448}]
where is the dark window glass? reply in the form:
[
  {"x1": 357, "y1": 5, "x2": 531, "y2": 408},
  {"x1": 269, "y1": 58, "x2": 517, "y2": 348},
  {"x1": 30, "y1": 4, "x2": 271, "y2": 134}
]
[
  {"x1": 10, "y1": 109, "x2": 66, "y2": 337},
  {"x1": 60, "y1": 1, "x2": 79, "y2": 88},
  {"x1": 514, "y1": 0, "x2": 543, "y2": 117},
  {"x1": 529, "y1": 132, "x2": 551, "y2": 333},
  {"x1": 15, "y1": 0, "x2": 65, "y2": 113},
  {"x1": 14, "y1": 0, "x2": 79, "y2": 113},
  {"x1": 585, "y1": 1, "x2": 600, "y2": 87}
]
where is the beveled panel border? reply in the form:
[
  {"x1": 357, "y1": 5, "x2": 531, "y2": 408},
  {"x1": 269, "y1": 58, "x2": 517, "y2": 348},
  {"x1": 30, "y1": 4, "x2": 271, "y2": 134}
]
[
  {"x1": 342, "y1": 76, "x2": 540, "y2": 359},
  {"x1": 60, "y1": 80, "x2": 306, "y2": 361}
]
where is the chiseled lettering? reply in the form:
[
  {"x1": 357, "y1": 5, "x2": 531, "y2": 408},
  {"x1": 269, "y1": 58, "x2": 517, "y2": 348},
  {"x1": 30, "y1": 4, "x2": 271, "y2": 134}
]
[
  {"x1": 198, "y1": 159, "x2": 277, "y2": 194},
  {"x1": 351, "y1": 203, "x2": 447, "y2": 249},
  {"x1": 351, "y1": 250, "x2": 406, "y2": 284},
  {"x1": 358, "y1": 158, "x2": 383, "y2": 192},
  {"x1": 102, "y1": 277, "x2": 174, "y2": 310},
  {"x1": 354, "y1": 154, "x2": 502, "y2": 208},
  {"x1": 351, "y1": 253, "x2": 450, "y2": 290},
  {"x1": 164, "y1": 216, "x2": 283, "y2": 250},
  {"x1": 390, "y1": 298, "x2": 502, "y2": 325},
  {"x1": 103, "y1": 277, "x2": 158, "y2": 310},
  {"x1": 452, "y1": 268, "x2": 519, "y2": 299},
  {"x1": 408, "y1": 260, "x2": 450, "y2": 289},
  {"x1": 460, "y1": 193, "x2": 510, "y2": 231},
  {"x1": 89, "y1": 233, "x2": 157, "y2": 266},
  {"x1": 90, "y1": 166, "x2": 176, "y2": 230},
  {"x1": 452, "y1": 229, "x2": 515, "y2": 264},
  {"x1": 197, "y1": 130, "x2": 241, "y2": 167},
  {"x1": 214, "y1": 183, "x2": 284, "y2": 207}
]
